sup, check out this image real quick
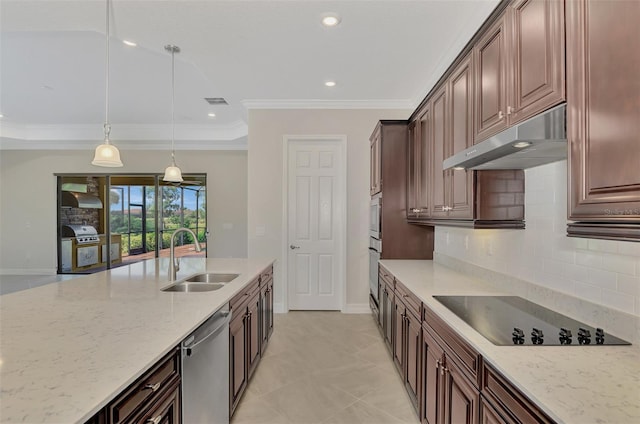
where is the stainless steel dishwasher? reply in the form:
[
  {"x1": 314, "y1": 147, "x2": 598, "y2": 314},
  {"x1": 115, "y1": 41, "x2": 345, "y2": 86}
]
[{"x1": 181, "y1": 305, "x2": 231, "y2": 424}]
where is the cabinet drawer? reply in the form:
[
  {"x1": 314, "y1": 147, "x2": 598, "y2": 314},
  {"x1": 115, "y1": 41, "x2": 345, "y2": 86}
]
[
  {"x1": 394, "y1": 280, "x2": 421, "y2": 318},
  {"x1": 109, "y1": 348, "x2": 180, "y2": 424},
  {"x1": 378, "y1": 265, "x2": 394, "y2": 288},
  {"x1": 260, "y1": 266, "x2": 273, "y2": 284},
  {"x1": 424, "y1": 304, "x2": 481, "y2": 388},
  {"x1": 482, "y1": 363, "x2": 554, "y2": 424},
  {"x1": 230, "y1": 276, "x2": 260, "y2": 312}
]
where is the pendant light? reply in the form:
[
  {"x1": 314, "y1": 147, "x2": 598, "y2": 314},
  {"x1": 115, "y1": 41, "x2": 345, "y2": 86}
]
[
  {"x1": 92, "y1": 0, "x2": 123, "y2": 167},
  {"x1": 163, "y1": 44, "x2": 183, "y2": 182}
]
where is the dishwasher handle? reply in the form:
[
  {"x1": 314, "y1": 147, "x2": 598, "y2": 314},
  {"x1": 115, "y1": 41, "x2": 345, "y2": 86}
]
[{"x1": 182, "y1": 310, "x2": 231, "y2": 357}]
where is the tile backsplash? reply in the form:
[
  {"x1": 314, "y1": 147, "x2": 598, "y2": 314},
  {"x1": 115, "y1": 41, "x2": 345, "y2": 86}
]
[{"x1": 435, "y1": 160, "x2": 640, "y2": 317}]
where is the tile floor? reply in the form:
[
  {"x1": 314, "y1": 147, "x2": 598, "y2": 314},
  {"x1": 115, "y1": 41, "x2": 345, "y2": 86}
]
[{"x1": 231, "y1": 311, "x2": 420, "y2": 424}]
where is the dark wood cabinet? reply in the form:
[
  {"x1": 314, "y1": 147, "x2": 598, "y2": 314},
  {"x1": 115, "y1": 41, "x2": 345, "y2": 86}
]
[
  {"x1": 247, "y1": 290, "x2": 261, "y2": 380},
  {"x1": 510, "y1": 0, "x2": 565, "y2": 125},
  {"x1": 393, "y1": 281, "x2": 422, "y2": 413},
  {"x1": 482, "y1": 362, "x2": 554, "y2": 424},
  {"x1": 480, "y1": 396, "x2": 510, "y2": 424},
  {"x1": 474, "y1": 0, "x2": 565, "y2": 143},
  {"x1": 422, "y1": 306, "x2": 481, "y2": 424},
  {"x1": 407, "y1": 106, "x2": 432, "y2": 220},
  {"x1": 372, "y1": 121, "x2": 434, "y2": 259},
  {"x1": 229, "y1": 275, "x2": 261, "y2": 415},
  {"x1": 566, "y1": 0, "x2": 640, "y2": 241},
  {"x1": 379, "y1": 266, "x2": 395, "y2": 351},
  {"x1": 431, "y1": 86, "x2": 449, "y2": 219},
  {"x1": 474, "y1": 13, "x2": 509, "y2": 142},
  {"x1": 260, "y1": 275, "x2": 274, "y2": 355},
  {"x1": 107, "y1": 348, "x2": 181, "y2": 424},
  {"x1": 229, "y1": 308, "x2": 248, "y2": 414},
  {"x1": 133, "y1": 380, "x2": 181, "y2": 424},
  {"x1": 431, "y1": 54, "x2": 474, "y2": 220}
]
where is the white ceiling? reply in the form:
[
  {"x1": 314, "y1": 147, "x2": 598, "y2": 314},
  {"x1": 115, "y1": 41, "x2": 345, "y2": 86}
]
[{"x1": 0, "y1": 0, "x2": 500, "y2": 150}]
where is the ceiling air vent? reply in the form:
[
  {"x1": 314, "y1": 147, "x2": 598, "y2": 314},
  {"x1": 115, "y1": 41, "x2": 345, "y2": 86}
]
[{"x1": 204, "y1": 97, "x2": 228, "y2": 105}]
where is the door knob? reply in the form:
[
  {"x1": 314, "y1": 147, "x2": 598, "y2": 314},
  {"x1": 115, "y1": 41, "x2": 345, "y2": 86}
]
[{"x1": 290, "y1": 245, "x2": 300, "y2": 250}]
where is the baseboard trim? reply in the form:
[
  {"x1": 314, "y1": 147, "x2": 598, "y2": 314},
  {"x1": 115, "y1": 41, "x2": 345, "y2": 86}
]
[
  {"x1": 342, "y1": 303, "x2": 371, "y2": 314},
  {"x1": 0, "y1": 268, "x2": 56, "y2": 275}
]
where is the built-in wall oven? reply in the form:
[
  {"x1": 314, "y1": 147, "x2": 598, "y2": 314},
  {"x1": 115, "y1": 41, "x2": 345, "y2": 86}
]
[{"x1": 370, "y1": 196, "x2": 381, "y2": 239}]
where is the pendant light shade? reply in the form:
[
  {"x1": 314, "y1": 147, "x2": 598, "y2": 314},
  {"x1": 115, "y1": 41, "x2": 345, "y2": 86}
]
[
  {"x1": 93, "y1": 0, "x2": 123, "y2": 167},
  {"x1": 163, "y1": 44, "x2": 182, "y2": 182}
]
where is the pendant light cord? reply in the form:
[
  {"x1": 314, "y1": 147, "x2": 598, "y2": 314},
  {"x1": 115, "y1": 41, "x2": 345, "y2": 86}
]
[
  {"x1": 104, "y1": 0, "x2": 111, "y2": 143},
  {"x1": 171, "y1": 46, "x2": 175, "y2": 164}
]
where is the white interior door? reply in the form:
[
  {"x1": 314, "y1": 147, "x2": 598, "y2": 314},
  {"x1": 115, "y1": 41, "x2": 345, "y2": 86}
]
[{"x1": 287, "y1": 140, "x2": 344, "y2": 310}]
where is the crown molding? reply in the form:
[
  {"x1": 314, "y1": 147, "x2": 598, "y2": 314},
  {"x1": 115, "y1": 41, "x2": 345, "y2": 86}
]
[
  {"x1": 241, "y1": 99, "x2": 414, "y2": 110},
  {"x1": 0, "y1": 120, "x2": 248, "y2": 150}
]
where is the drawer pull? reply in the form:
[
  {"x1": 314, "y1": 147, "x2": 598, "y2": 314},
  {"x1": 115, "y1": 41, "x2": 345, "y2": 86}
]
[
  {"x1": 146, "y1": 415, "x2": 162, "y2": 424},
  {"x1": 143, "y1": 382, "x2": 161, "y2": 392}
]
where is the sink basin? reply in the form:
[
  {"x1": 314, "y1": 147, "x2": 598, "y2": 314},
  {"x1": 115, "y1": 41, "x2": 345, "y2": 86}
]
[
  {"x1": 161, "y1": 273, "x2": 240, "y2": 292},
  {"x1": 184, "y1": 273, "x2": 240, "y2": 283},
  {"x1": 162, "y1": 282, "x2": 226, "y2": 292}
]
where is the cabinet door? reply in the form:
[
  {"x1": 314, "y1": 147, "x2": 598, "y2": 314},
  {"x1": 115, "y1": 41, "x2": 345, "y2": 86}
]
[
  {"x1": 448, "y1": 53, "x2": 474, "y2": 219},
  {"x1": 431, "y1": 86, "x2": 449, "y2": 218},
  {"x1": 260, "y1": 282, "x2": 273, "y2": 355},
  {"x1": 474, "y1": 14, "x2": 509, "y2": 142},
  {"x1": 229, "y1": 312, "x2": 247, "y2": 413},
  {"x1": 266, "y1": 279, "x2": 274, "y2": 341},
  {"x1": 405, "y1": 311, "x2": 421, "y2": 412},
  {"x1": 417, "y1": 105, "x2": 432, "y2": 219},
  {"x1": 443, "y1": 356, "x2": 479, "y2": 424},
  {"x1": 510, "y1": 0, "x2": 565, "y2": 124},
  {"x1": 384, "y1": 286, "x2": 394, "y2": 350},
  {"x1": 407, "y1": 120, "x2": 420, "y2": 219},
  {"x1": 393, "y1": 299, "x2": 405, "y2": 373},
  {"x1": 370, "y1": 128, "x2": 382, "y2": 195},
  {"x1": 422, "y1": 329, "x2": 444, "y2": 424},
  {"x1": 247, "y1": 292, "x2": 261, "y2": 379},
  {"x1": 567, "y1": 0, "x2": 640, "y2": 222}
]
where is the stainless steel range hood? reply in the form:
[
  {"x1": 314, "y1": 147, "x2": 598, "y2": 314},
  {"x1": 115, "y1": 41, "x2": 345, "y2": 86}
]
[
  {"x1": 61, "y1": 192, "x2": 103, "y2": 209},
  {"x1": 443, "y1": 103, "x2": 566, "y2": 170}
]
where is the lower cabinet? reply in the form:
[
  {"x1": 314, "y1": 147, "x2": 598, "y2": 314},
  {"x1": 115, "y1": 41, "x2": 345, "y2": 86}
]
[
  {"x1": 375, "y1": 267, "x2": 556, "y2": 424},
  {"x1": 86, "y1": 347, "x2": 182, "y2": 424},
  {"x1": 421, "y1": 325, "x2": 479, "y2": 424},
  {"x1": 229, "y1": 265, "x2": 275, "y2": 418}
]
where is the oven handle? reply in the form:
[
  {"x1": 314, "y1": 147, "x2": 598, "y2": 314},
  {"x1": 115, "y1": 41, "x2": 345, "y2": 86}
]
[{"x1": 368, "y1": 247, "x2": 380, "y2": 253}]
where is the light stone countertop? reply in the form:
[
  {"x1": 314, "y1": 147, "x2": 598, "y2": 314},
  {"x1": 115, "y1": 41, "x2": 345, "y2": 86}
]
[
  {"x1": 0, "y1": 257, "x2": 274, "y2": 424},
  {"x1": 380, "y1": 259, "x2": 640, "y2": 424}
]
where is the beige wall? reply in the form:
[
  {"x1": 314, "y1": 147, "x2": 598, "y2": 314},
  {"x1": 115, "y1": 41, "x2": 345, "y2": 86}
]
[
  {"x1": 0, "y1": 149, "x2": 248, "y2": 273},
  {"x1": 247, "y1": 109, "x2": 411, "y2": 312}
]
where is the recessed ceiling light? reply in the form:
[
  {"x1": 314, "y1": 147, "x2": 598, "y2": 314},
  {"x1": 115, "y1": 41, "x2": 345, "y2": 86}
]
[
  {"x1": 321, "y1": 14, "x2": 341, "y2": 27},
  {"x1": 325, "y1": 81, "x2": 336, "y2": 87},
  {"x1": 0, "y1": 114, "x2": 3, "y2": 118},
  {"x1": 208, "y1": 113, "x2": 216, "y2": 118},
  {"x1": 123, "y1": 40, "x2": 137, "y2": 47},
  {"x1": 513, "y1": 141, "x2": 532, "y2": 148}
]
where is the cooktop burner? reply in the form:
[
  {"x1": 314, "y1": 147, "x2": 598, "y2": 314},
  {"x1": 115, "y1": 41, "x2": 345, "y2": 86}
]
[{"x1": 433, "y1": 296, "x2": 631, "y2": 346}]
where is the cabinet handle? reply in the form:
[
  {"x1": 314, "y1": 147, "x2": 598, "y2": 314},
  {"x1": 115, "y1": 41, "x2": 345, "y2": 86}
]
[
  {"x1": 146, "y1": 416, "x2": 162, "y2": 424},
  {"x1": 498, "y1": 110, "x2": 504, "y2": 119},
  {"x1": 411, "y1": 208, "x2": 421, "y2": 213},
  {"x1": 143, "y1": 382, "x2": 161, "y2": 392},
  {"x1": 507, "y1": 106, "x2": 513, "y2": 115}
]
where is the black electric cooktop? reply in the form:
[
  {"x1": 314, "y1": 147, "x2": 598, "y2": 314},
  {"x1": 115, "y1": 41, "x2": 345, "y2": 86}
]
[{"x1": 433, "y1": 296, "x2": 631, "y2": 346}]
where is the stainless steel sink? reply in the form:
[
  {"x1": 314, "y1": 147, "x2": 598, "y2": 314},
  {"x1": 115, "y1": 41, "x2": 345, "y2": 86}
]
[
  {"x1": 162, "y1": 282, "x2": 226, "y2": 292},
  {"x1": 161, "y1": 273, "x2": 240, "y2": 292},
  {"x1": 184, "y1": 273, "x2": 239, "y2": 283}
]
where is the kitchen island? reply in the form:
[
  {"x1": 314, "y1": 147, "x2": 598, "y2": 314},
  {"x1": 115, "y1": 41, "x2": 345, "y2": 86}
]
[
  {"x1": 0, "y1": 257, "x2": 274, "y2": 424},
  {"x1": 380, "y1": 259, "x2": 640, "y2": 424}
]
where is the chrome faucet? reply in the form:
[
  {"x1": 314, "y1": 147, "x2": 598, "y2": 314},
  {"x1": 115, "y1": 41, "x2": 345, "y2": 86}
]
[{"x1": 169, "y1": 227, "x2": 203, "y2": 281}]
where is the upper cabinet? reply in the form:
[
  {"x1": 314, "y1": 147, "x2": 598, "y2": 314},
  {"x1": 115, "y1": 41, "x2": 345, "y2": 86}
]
[
  {"x1": 474, "y1": 0, "x2": 565, "y2": 143},
  {"x1": 566, "y1": 0, "x2": 640, "y2": 241}
]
